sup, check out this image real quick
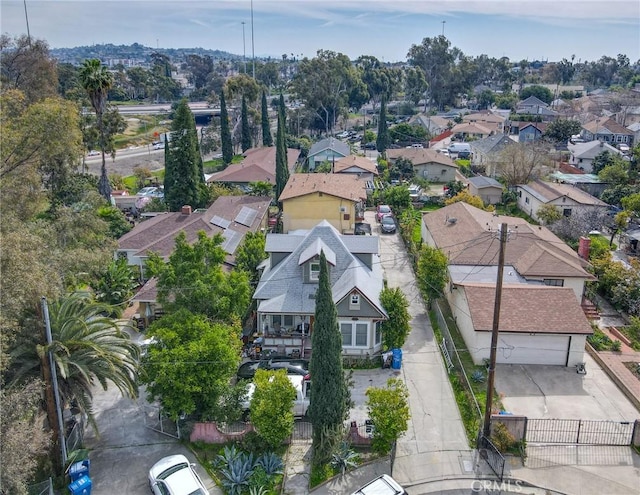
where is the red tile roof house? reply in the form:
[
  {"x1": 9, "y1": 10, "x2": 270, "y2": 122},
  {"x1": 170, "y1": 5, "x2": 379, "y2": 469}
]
[
  {"x1": 119, "y1": 196, "x2": 271, "y2": 324},
  {"x1": 421, "y1": 202, "x2": 595, "y2": 367}
]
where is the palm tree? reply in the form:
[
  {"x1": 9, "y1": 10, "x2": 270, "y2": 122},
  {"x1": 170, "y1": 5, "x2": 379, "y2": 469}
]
[
  {"x1": 9, "y1": 294, "x2": 139, "y2": 434},
  {"x1": 79, "y1": 59, "x2": 114, "y2": 200}
]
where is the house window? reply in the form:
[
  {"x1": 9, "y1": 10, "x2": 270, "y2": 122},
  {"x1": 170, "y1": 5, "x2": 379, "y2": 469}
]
[
  {"x1": 518, "y1": 191, "x2": 522, "y2": 198},
  {"x1": 543, "y1": 279, "x2": 564, "y2": 287},
  {"x1": 340, "y1": 322, "x2": 369, "y2": 347},
  {"x1": 375, "y1": 322, "x2": 381, "y2": 345},
  {"x1": 349, "y1": 293, "x2": 360, "y2": 310},
  {"x1": 424, "y1": 170, "x2": 429, "y2": 177},
  {"x1": 563, "y1": 208, "x2": 572, "y2": 217},
  {"x1": 310, "y1": 261, "x2": 320, "y2": 281},
  {"x1": 525, "y1": 197, "x2": 529, "y2": 204},
  {"x1": 441, "y1": 169, "x2": 446, "y2": 175},
  {"x1": 341, "y1": 322, "x2": 353, "y2": 346}
]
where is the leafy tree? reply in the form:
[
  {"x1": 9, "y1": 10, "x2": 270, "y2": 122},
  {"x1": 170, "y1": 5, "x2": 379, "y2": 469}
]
[
  {"x1": 93, "y1": 257, "x2": 137, "y2": 309},
  {"x1": 261, "y1": 90, "x2": 273, "y2": 146},
  {"x1": 379, "y1": 287, "x2": 410, "y2": 350},
  {"x1": 621, "y1": 193, "x2": 640, "y2": 217},
  {"x1": 416, "y1": 245, "x2": 449, "y2": 306},
  {"x1": 141, "y1": 308, "x2": 241, "y2": 420},
  {"x1": 600, "y1": 184, "x2": 638, "y2": 208},
  {"x1": 543, "y1": 119, "x2": 582, "y2": 144},
  {"x1": 444, "y1": 190, "x2": 487, "y2": 209},
  {"x1": 225, "y1": 74, "x2": 261, "y2": 104},
  {"x1": 235, "y1": 231, "x2": 267, "y2": 284},
  {"x1": 241, "y1": 95, "x2": 252, "y2": 152},
  {"x1": 388, "y1": 157, "x2": 414, "y2": 182},
  {"x1": 96, "y1": 204, "x2": 133, "y2": 238},
  {"x1": 598, "y1": 161, "x2": 629, "y2": 186},
  {"x1": 249, "y1": 369, "x2": 297, "y2": 448},
  {"x1": 365, "y1": 378, "x2": 410, "y2": 455},
  {"x1": 444, "y1": 180, "x2": 466, "y2": 198},
  {"x1": 519, "y1": 85, "x2": 553, "y2": 104},
  {"x1": 164, "y1": 98, "x2": 206, "y2": 211},
  {"x1": 146, "y1": 231, "x2": 251, "y2": 323},
  {"x1": 591, "y1": 150, "x2": 619, "y2": 175},
  {"x1": 383, "y1": 185, "x2": 411, "y2": 210},
  {"x1": 536, "y1": 203, "x2": 562, "y2": 225},
  {"x1": 275, "y1": 108, "x2": 289, "y2": 208},
  {"x1": 79, "y1": 59, "x2": 115, "y2": 200},
  {"x1": 476, "y1": 89, "x2": 496, "y2": 110},
  {"x1": 309, "y1": 251, "x2": 349, "y2": 466},
  {"x1": 220, "y1": 91, "x2": 234, "y2": 165},
  {"x1": 248, "y1": 181, "x2": 273, "y2": 197},
  {"x1": 548, "y1": 209, "x2": 609, "y2": 243},
  {"x1": 404, "y1": 67, "x2": 428, "y2": 106},
  {"x1": 184, "y1": 54, "x2": 213, "y2": 91},
  {"x1": 388, "y1": 123, "x2": 427, "y2": 145},
  {"x1": 591, "y1": 256, "x2": 640, "y2": 317},
  {"x1": 376, "y1": 95, "x2": 390, "y2": 153}
]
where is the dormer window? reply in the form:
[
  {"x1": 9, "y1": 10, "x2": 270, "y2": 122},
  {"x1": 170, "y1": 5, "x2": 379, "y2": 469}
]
[
  {"x1": 310, "y1": 261, "x2": 320, "y2": 281},
  {"x1": 350, "y1": 293, "x2": 360, "y2": 310}
]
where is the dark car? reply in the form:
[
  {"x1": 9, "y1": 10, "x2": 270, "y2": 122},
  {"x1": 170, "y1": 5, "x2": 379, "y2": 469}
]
[
  {"x1": 380, "y1": 215, "x2": 396, "y2": 234},
  {"x1": 237, "y1": 358, "x2": 310, "y2": 380},
  {"x1": 376, "y1": 204, "x2": 392, "y2": 222}
]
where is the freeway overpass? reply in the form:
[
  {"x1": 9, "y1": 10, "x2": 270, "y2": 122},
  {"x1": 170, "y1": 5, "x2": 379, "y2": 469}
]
[{"x1": 113, "y1": 101, "x2": 222, "y2": 118}]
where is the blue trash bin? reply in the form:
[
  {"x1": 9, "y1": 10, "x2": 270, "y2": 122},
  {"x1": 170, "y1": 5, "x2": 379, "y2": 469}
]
[
  {"x1": 68, "y1": 474, "x2": 92, "y2": 495},
  {"x1": 69, "y1": 460, "x2": 90, "y2": 481},
  {"x1": 391, "y1": 348, "x2": 402, "y2": 370}
]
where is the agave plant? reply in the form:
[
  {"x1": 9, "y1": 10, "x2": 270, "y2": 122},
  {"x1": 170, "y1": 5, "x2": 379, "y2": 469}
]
[
  {"x1": 213, "y1": 444, "x2": 241, "y2": 470},
  {"x1": 220, "y1": 453, "x2": 256, "y2": 495},
  {"x1": 256, "y1": 452, "x2": 284, "y2": 476},
  {"x1": 330, "y1": 441, "x2": 359, "y2": 476},
  {"x1": 471, "y1": 370, "x2": 485, "y2": 383},
  {"x1": 249, "y1": 487, "x2": 268, "y2": 495}
]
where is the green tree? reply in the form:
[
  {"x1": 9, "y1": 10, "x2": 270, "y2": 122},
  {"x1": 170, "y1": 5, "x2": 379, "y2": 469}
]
[
  {"x1": 96, "y1": 204, "x2": 133, "y2": 238},
  {"x1": 365, "y1": 378, "x2": 410, "y2": 455},
  {"x1": 598, "y1": 161, "x2": 629, "y2": 186},
  {"x1": 164, "y1": 98, "x2": 206, "y2": 211},
  {"x1": 416, "y1": 245, "x2": 449, "y2": 306},
  {"x1": 444, "y1": 190, "x2": 487, "y2": 210},
  {"x1": 519, "y1": 85, "x2": 553, "y2": 104},
  {"x1": 220, "y1": 91, "x2": 233, "y2": 165},
  {"x1": 249, "y1": 369, "x2": 297, "y2": 448},
  {"x1": 591, "y1": 150, "x2": 619, "y2": 175},
  {"x1": 621, "y1": 192, "x2": 640, "y2": 217},
  {"x1": 261, "y1": 90, "x2": 273, "y2": 146},
  {"x1": 79, "y1": 59, "x2": 115, "y2": 200},
  {"x1": 543, "y1": 119, "x2": 582, "y2": 144},
  {"x1": 234, "y1": 231, "x2": 267, "y2": 284},
  {"x1": 383, "y1": 185, "x2": 411, "y2": 210},
  {"x1": 537, "y1": 203, "x2": 562, "y2": 225},
  {"x1": 93, "y1": 257, "x2": 137, "y2": 310},
  {"x1": 146, "y1": 231, "x2": 251, "y2": 323},
  {"x1": 141, "y1": 308, "x2": 241, "y2": 420},
  {"x1": 309, "y1": 251, "x2": 348, "y2": 466},
  {"x1": 379, "y1": 287, "x2": 410, "y2": 350},
  {"x1": 241, "y1": 95, "x2": 252, "y2": 152},
  {"x1": 275, "y1": 108, "x2": 289, "y2": 208},
  {"x1": 248, "y1": 181, "x2": 273, "y2": 197}
]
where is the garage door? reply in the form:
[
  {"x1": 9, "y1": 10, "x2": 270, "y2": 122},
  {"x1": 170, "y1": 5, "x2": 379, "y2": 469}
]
[{"x1": 496, "y1": 334, "x2": 570, "y2": 365}]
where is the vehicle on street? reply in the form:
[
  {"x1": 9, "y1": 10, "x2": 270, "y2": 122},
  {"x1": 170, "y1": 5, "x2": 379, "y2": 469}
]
[
  {"x1": 152, "y1": 142, "x2": 163, "y2": 150},
  {"x1": 380, "y1": 215, "x2": 396, "y2": 234},
  {"x1": 411, "y1": 143, "x2": 424, "y2": 149},
  {"x1": 87, "y1": 150, "x2": 100, "y2": 156},
  {"x1": 350, "y1": 474, "x2": 407, "y2": 495},
  {"x1": 242, "y1": 374, "x2": 311, "y2": 417},
  {"x1": 447, "y1": 142, "x2": 471, "y2": 155},
  {"x1": 148, "y1": 454, "x2": 209, "y2": 495},
  {"x1": 376, "y1": 204, "x2": 392, "y2": 222},
  {"x1": 407, "y1": 184, "x2": 422, "y2": 200},
  {"x1": 237, "y1": 358, "x2": 310, "y2": 380},
  {"x1": 336, "y1": 131, "x2": 350, "y2": 138},
  {"x1": 457, "y1": 150, "x2": 472, "y2": 160},
  {"x1": 362, "y1": 141, "x2": 376, "y2": 150},
  {"x1": 137, "y1": 186, "x2": 164, "y2": 198}
]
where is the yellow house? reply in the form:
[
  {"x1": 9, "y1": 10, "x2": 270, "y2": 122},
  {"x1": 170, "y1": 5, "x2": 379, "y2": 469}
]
[{"x1": 279, "y1": 173, "x2": 367, "y2": 233}]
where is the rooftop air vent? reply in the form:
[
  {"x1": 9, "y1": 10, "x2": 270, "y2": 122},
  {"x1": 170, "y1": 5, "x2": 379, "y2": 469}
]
[{"x1": 447, "y1": 217, "x2": 457, "y2": 225}]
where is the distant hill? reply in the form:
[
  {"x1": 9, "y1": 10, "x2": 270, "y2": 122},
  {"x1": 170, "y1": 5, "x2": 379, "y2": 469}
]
[{"x1": 50, "y1": 42, "x2": 240, "y2": 65}]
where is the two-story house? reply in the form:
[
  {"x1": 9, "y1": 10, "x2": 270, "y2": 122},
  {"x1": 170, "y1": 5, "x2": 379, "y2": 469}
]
[
  {"x1": 386, "y1": 148, "x2": 458, "y2": 183},
  {"x1": 307, "y1": 137, "x2": 351, "y2": 171},
  {"x1": 421, "y1": 202, "x2": 594, "y2": 367},
  {"x1": 253, "y1": 221, "x2": 387, "y2": 358},
  {"x1": 581, "y1": 117, "x2": 634, "y2": 148},
  {"x1": 567, "y1": 140, "x2": 625, "y2": 173}
]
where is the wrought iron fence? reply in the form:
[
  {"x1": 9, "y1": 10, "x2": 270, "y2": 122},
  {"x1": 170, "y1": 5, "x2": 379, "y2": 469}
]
[
  {"x1": 290, "y1": 420, "x2": 313, "y2": 441},
  {"x1": 526, "y1": 419, "x2": 635, "y2": 446},
  {"x1": 66, "y1": 420, "x2": 84, "y2": 453},
  {"x1": 217, "y1": 421, "x2": 251, "y2": 435},
  {"x1": 478, "y1": 435, "x2": 505, "y2": 481},
  {"x1": 27, "y1": 478, "x2": 53, "y2": 495},
  {"x1": 142, "y1": 403, "x2": 180, "y2": 439}
]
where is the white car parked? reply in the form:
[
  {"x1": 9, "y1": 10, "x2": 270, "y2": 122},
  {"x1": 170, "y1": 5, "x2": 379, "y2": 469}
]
[{"x1": 148, "y1": 455, "x2": 209, "y2": 495}]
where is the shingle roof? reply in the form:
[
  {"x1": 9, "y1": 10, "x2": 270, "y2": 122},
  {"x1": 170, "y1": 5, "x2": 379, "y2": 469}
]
[
  {"x1": 206, "y1": 147, "x2": 299, "y2": 184},
  {"x1": 568, "y1": 140, "x2": 622, "y2": 159},
  {"x1": 462, "y1": 284, "x2": 593, "y2": 334},
  {"x1": 278, "y1": 173, "x2": 367, "y2": 202},
  {"x1": 451, "y1": 122, "x2": 492, "y2": 135},
  {"x1": 422, "y1": 202, "x2": 593, "y2": 279},
  {"x1": 386, "y1": 148, "x2": 458, "y2": 167},
  {"x1": 582, "y1": 117, "x2": 633, "y2": 136},
  {"x1": 333, "y1": 155, "x2": 378, "y2": 175},
  {"x1": 468, "y1": 176, "x2": 502, "y2": 189},
  {"x1": 470, "y1": 134, "x2": 516, "y2": 155},
  {"x1": 519, "y1": 180, "x2": 607, "y2": 207},
  {"x1": 308, "y1": 137, "x2": 350, "y2": 157}
]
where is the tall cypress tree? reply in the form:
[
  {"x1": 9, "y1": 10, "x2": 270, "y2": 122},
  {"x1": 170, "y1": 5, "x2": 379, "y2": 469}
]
[
  {"x1": 241, "y1": 95, "x2": 252, "y2": 152},
  {"x1": 164, "y1": 98, "x2": 206, "y2": 211},
  {"x1": 220, "y1": 91, "x2": 233, "y2": 165},
  {"x1": 275, "y1": 109, "x2": 289, "y2": 208},
  {"x1": 261, "y1": 90, "x2": 273, "y2": 146},
  {"x1": 309, "y1": 251, "x2": 348, "y2": 466},
  {"x1": 376, "y1": 94, "x2": 390, "y2": 153},
  {"x1": 278, "y1": 93, "x2": 286, "y2": 128}
]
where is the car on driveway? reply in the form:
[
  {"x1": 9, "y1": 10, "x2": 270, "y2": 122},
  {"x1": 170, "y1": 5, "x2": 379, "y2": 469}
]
[
  {"x1": 380, "y1": 215, "x2": 396, "y2": 234},
  {"x1": 376, "y1": 204, "x2": 392, "y2": 222},
  {"x1": 149, "y1": 454, "x2": 209, "y2": 495},
  {"x1": 237, "y1": 358, "x2": 309, "y2": 380}
]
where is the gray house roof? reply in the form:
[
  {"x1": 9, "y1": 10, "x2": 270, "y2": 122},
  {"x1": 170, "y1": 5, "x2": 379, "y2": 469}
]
[
  {"x1": 255, "y1": 221, "x2": 385, "y2": 316},
  {"x1": 470, "y1": 134, "x2": 516, "y2": 155},
  {"x1": 568, "y1": 140, "x2": 623, "y2": 159},
  {"x1": 468, "y1": 176, "x2": 502, "y2": 189},
  {"x1": 308, "y1": 137, "x2": 350, "y2": 158}
]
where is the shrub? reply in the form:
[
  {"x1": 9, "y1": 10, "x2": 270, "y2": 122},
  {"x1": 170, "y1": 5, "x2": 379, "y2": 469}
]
[
  {"x1": 330, "y1": 441, "x2": 359, "y2": 476},
  {"x1": 491, "y1": 423, "x2": 517, "y2": 453},
  {"x1": 611, "y1": 340, "x2": 622, "y2": 352}
]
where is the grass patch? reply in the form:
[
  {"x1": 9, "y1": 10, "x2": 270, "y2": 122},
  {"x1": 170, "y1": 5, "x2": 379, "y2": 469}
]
[{"x1": 310, "y1": 463, "x2": 338, "y2": 489}]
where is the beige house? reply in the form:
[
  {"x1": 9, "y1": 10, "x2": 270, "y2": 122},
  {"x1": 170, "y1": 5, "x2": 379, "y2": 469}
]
[
  {"x1": 450, "y1": 122, "x2": 493, "y2": 141},
  {"x1": 462, "y1": 111, "x2": 506, "y2": 134},
  {"x1": 466, "y1": 176, "x2": 503, "y2": 205},
  {"x1": 279, "y1": 173, "x2": 367, "y2": 233},
  {"x1": 333, "y1": 155, "x2": 378, "y2": 183},
  {"x1": 386, "y1": 148, "x2": 458, "y2": 183}
]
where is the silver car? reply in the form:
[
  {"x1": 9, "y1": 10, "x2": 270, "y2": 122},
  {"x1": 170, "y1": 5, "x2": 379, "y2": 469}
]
[{"x1": 149, "y1": 455, "x2": 209, "y2": 495}]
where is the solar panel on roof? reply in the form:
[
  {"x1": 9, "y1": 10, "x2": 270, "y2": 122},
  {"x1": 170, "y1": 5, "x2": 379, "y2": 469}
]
[
  {"x1": 222, "y1": 229, "x2": 243, "y2": 254},
  {"x1": 235, "y1": 206, "x2": 258, "y2": 227},
  {"x1": 211, "y1": 215, "x2": 231, "y2": 229}
]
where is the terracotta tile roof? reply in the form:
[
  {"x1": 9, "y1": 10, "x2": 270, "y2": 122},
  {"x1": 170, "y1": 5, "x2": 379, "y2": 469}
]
[
  {"x1": 523, "y1": 180, "x2": 608, "y2": 206},
  {"x1": 333, "y1": 155, "x2": 378, "y2": 175},
  {"x1": 462, "y1": 284, "x2": 593, "y2": 334},
  {"x1": 206, "y1": 147, "x2": 299, "y2": 184},
  {"x1": 278, "y1": 173, "x2": 367, "y2": 202},
  {"x1": 422, "y1": 202, "x2": 593, "y2": 279},
  {"x1": 386, "y1": 148, "x2": 457, "y2": 167},
  {"x1": 430, "y1": 129, "x2": 454, "y2": 144}
]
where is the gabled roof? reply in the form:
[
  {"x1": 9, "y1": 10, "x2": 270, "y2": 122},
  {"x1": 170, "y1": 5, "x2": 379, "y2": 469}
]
[
  {"x1": 518, "y1": 122, "x2": 548, "y2": 133},
  {"x1": 254, "y1": 221, "x2": 385, "y2": 316},
  {"x1": 386, "y1": 148, "x2": 458, "y2": 168},
  {"x1": 308, "y1": 137, "x2": 350, "y2": 157},
  {"x1": 422, "y1": 202, "x2": 593, "y2": 279},
  {"x1": 463, "y1": 111, "x2": 506, "y2": 124},
  {"x1": 117, "y1": 195, "x2": 270, "y2": 264},
  {"x1": 582, "y1": 117, "x2": 633, "y2": 136},
  {"x1": 518, "y1": 96, "x2": 549, "y2": 108},
  {"x1": 470, "y1": 134, "x2": 516, "y2": 155},
  {"x1": 518, "y1": 179, "x2": 607, "y2": 207},
  {"x1": 451, "y1": 122, "x2": 492, "y2": 135},
  {"x1": 206, "y1": 147, "x2": 299, "y2": 184},
  {"x1": 279, "y1": 173, "x2": 367, "y2": 202},
  {"x1": 333, "y1": 155, "x2": 378, "y2": 175},
  {"x1": 468, "y1": 176, "x2": 502, "y2": 190},
  {"x1": 568, "y1": 140, "x2": 623, "y2": 159},
  {"x1": 462, "y1": 284, "x2": 593, "y2": 334}
]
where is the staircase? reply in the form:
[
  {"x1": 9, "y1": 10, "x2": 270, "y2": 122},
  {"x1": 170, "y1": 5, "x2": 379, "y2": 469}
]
[{"x1": 581, "y1": 297, "x2": 600, "y2": 321}]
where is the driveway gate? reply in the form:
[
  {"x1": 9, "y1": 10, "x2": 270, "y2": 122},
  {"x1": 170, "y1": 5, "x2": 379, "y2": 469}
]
[{"x1": 526, "y1": 419, "x2": 635, "y2": 446}]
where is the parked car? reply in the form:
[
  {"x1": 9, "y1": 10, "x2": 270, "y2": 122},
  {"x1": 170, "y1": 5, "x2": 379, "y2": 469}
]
[
  {"x1": 148, "y1": 454, "x2": 209, "y2": 495},
  {"x1": 336, "y1": 131, "x2": 350, "y2": 138},
  {"x1": 362, "y1": 141, "x2": 376, "y2": 150},
  {"x1": 87, "y1": 150, "x2": 100, "y2": 156},
  {"x1": 350, "y1": 475, "x2": 407, "y2": 495},
  {"x1": 137, "y1": 186, "x2": 164, "y2": 198},
  {"x1": 376, "y1": 204, "x2": 392, "y2": 222},
  {"x1": 237, "y1": 358, "x2": 310, "y2": 380},
  {"x1": 457, "y1": 150, "x2": 472, "y2": 160},
  {"x1": 152, "y1": 142, "x2": 163, "y2": 150},
  {"x1": 380, "y1": 215, "x2": 396, "y2": 234}
]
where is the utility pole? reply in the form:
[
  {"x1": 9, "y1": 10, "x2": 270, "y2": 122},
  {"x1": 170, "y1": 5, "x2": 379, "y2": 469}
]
[
  {"x1": 441, "y1": 20, "x2": 446, "y2": 36},
  {"x1": 42, "y1": 296, "x2": 68, "y2": 467},
  {"x1": 482, "y1": 223, "x2": 508, "y2": 440},
  {"x1": 250, "y1": 0, "x2": 255, "y2": 79},
  {"x1": 23, "y1": 0, "x2": 31, "y2": 46},
  {"x1": 241, "y1": 21, "x2": 247, "y2": 74}
]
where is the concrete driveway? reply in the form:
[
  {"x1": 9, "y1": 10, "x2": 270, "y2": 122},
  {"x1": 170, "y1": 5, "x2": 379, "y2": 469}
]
[{"x1": 495, "y1": 353, "x2": 639, "y2": 421}]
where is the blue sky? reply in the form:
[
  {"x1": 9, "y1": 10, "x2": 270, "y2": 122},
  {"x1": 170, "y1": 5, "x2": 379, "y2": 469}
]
[{"x1": 2, "y1": 1, "x2": 639, "y2": 63}]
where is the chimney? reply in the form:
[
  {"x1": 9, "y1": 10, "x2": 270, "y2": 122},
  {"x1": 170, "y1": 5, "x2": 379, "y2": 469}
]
[
  {"x1": 578, "y1": 236, "x2": 591, "y2": 260},
  {"x1": 181, "y1": 205, "x2": 192, "y2": 215}
]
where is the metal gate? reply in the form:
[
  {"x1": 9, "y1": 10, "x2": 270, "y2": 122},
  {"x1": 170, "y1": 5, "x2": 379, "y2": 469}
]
[
  {"x1": 526, "y1": 419, "x2": 635, "y2": 446},
  {"x1": 142, "y1": 403, "x2": 180, "y2": 439},
  {"x1": 290, "y1": 420, "x2": 313, "y2": 442},
  {"x1": 478, "y1": 435, "x2": 505, "y2": 480}
]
